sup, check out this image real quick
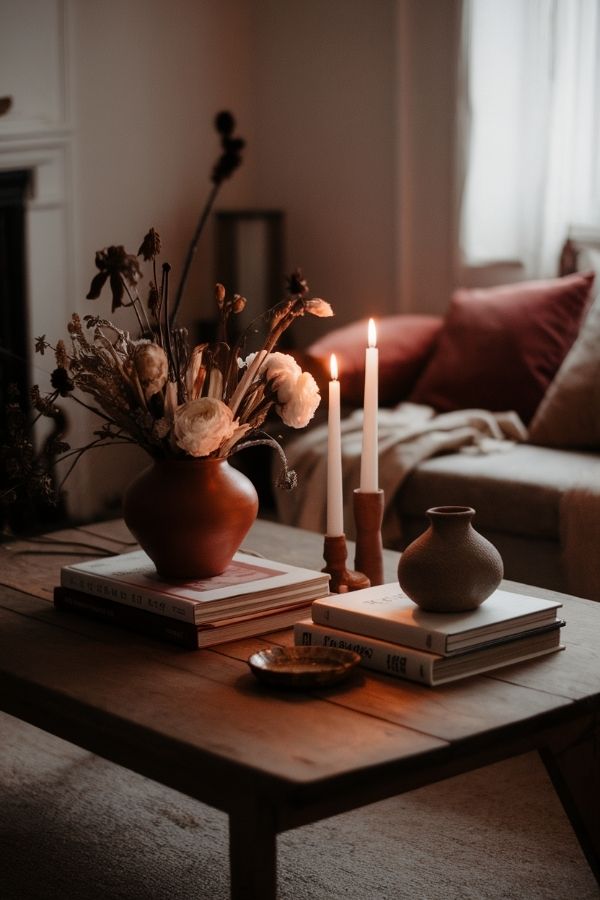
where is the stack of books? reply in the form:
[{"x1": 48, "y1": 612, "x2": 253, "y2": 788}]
[
  {"x1": 294, "y1": 583, "x2": 565, "y2": 686},
  {"x1": 55, "y1": 549, "x2": 330, "y2": 649}
]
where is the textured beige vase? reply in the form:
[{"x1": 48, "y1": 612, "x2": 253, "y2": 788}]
[
  {"x1": 123, "y1": 457, "x2": 259, "y2": 580},
  {"x1": 397, "y1": 506, "x2": 503, "y2": 612}
]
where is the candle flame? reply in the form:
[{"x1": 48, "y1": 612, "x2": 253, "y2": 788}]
[
  {"x1": 330, "y1": 353, "x2": 338, "y2": 381},
  {"x1": 368, "y1": 318, "x2": 377, "y2": 348}
]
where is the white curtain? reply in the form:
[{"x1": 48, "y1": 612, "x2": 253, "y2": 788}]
[{"x1": 461, "y1": 0, "x2": 600, "y2": 278}]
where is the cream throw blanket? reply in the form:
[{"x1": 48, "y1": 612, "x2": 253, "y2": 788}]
[{"x1": 275, "y1": 403, "x2": 528, "y2": 547}]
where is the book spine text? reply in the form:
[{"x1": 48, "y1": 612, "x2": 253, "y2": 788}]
[
  {"x1": 294, "y1": 622, "x2": 434, "y2": 685},
  {"x1": 60, "y1": 569, "x2": 197, "y2": 623}
]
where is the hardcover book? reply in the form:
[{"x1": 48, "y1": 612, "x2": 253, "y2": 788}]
[
  {"x1": 60, "y1": 549, "x2": 330, "y2": 625},
  {"x1": 310, "y1": 583, "x2": 562, "y2": 655},
  {"x1": 55, "y1": 586, "x2": 313, "y2": 649},
  {"x1": 294, "y1": 618, "x2": 564, "y2": 686}
]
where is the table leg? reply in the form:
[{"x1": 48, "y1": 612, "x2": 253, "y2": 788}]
[
  {"x1": 229, "y1": 798, "x2": 277, "y2": 900},
  {"x1": 539, "y1": 712, "x2": 600, "y2": 884}
]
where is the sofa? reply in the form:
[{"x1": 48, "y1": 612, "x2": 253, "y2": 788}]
[{"x1": 272, "y1": 239, "x2": 600, "y2": 603}]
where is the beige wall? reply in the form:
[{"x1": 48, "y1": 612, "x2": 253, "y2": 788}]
[
  {"x1": 250, "y1": 0, "x2": 398, "y2": 343},
  {"x1": 396, "y1": 0, "x2": 462, "y2": 315},
  {"x1": 69, "y1": 0, "x2": 259, "y2": 324}
]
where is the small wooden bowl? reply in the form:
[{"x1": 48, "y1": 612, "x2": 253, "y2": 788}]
[{"x1": 248, "y1": 646, "x2": 361, "y2": 689}]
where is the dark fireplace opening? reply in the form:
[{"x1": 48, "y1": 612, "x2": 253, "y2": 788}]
[
  {"x1": 0, "y1": 169, "x2": 30, "y2": 409},
  {"x1": 0, "y1": 169, "x2": 66, "y2": 536}
]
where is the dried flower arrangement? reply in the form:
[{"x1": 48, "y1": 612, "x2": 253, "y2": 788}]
[{"x1": 1, "y1": 111, "x2": 332, "y2": 512}]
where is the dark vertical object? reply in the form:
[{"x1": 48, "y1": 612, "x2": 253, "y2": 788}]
[
  {"x1": 0, "y1": 169, "x2": 31, "y2": 421},
  {"x1": 0, "y1": 169, "x2": 65, "y2": 535},
  {"x1": 214, "y1": 210, "x2": 286, "y2": 345},
  {"x1": 214, "y1": 211, "x2": 285, "y2": 511}
]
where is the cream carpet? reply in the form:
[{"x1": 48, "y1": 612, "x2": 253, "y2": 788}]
[{"x1": 0, "y1": 711, "x2": 597, "y2": 900}]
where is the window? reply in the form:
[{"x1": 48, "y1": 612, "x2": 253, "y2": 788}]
[{"x1": 461, "y1": 0, "x2": 600, "y2": 277}]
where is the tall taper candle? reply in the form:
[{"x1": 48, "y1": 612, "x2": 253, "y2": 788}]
[
  {"x1": 327, "y1": 354, "x2": 344, "y2": 536},
  {"x1": 360, "y1": 318, "x2": 379, "y2": 491}
]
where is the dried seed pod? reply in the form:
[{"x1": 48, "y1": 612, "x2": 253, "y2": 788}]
[
  {"x1": 232, "y1": 294, "x2": 246, "y2": 314},
  {"x1": 215, "y1": 283, "x2": 226, "y2": 308}
]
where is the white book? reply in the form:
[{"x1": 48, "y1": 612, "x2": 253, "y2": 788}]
[
  {"x1": 294, "y1": 618, "x2": 564, "y2": 686},
  {"x1": 310, "y1": 583, "x2": 562, "y2": 655},
  {"x1": 61, "y1": 549, "x2": 330, "y2": 625}
]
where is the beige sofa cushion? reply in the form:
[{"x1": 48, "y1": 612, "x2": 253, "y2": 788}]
[
  {"x1": 397, "y1": 444, "x2": 600, "y2": 540},
  {"x1": 529, "y1": 262, "x2": 600, "y2": 449}
]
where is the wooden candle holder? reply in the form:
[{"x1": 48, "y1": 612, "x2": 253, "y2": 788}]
[
  {"x1": 322, "y1": 534, "x2": 370, "y2": 593},
  {"x1": 353, "y1": 488, "x2": 384, "y2": 586}
]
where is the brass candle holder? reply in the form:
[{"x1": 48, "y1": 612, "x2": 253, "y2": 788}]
[
  {"x1": 322, "y1": 534, "x2": 370, "y2": 593},
  {"x1": 353, "y1": 488, "x2": 385, "y2": 586}
]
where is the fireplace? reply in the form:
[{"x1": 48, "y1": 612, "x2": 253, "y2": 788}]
[
  {"x1": 0, "y1": 166, "x2": 68, "y2": 534},
  {"x1": 0, "y1": 169, "x2": 31, "y2": 422}
]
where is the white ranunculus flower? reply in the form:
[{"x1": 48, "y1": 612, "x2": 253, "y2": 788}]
[
  {"x1": 173, "y1": 397, "x2": 237, "y2": 457},
  {"x1": 249, "y1": 352, "x2": 321, "y2": 427},
  {"x1": 277, "y1": 370, "x2": 321, "y2": 428},
  {"x1": 234, "y1": 351, "x2": 320, "y2": 427},
  {"x1": 262, "y1": 352, "x2": 302, "y2": 403}
]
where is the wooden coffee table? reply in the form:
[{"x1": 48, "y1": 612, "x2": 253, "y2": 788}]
[{"x1": 0, "y1": 518, "x2": 598, "y2": 898}]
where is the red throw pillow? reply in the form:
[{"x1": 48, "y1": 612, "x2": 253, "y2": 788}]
[
  {"x1": 408, "y1": 272, "x2": 595, "y2": 423},
  {"x1": 306, "y1": 315, "x2": 443, "y2": 407}
]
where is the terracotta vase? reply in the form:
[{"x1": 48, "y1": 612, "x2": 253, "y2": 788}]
[
  {"x1": 123, "y1": 457, "x2": 259, "y2": 580},
  {"x1": 397, "y1": 506, "x2": 503, "y2": 612}
]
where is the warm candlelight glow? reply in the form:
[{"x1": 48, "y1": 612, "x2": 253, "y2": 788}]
[
  {"x1": 330, "y1": 353, "x2": 339, "y2": 381},
  {"x1": 368, "y1": 317, "x2": 377, "y2": 348}
]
